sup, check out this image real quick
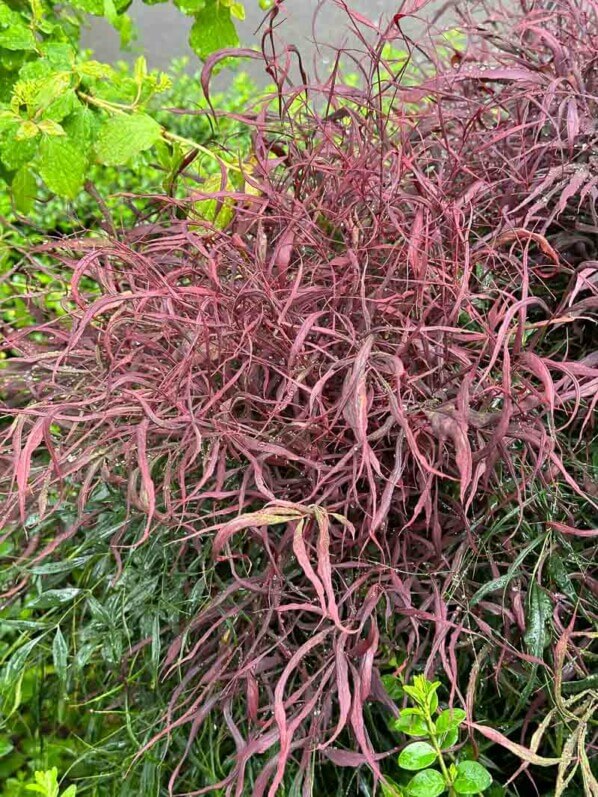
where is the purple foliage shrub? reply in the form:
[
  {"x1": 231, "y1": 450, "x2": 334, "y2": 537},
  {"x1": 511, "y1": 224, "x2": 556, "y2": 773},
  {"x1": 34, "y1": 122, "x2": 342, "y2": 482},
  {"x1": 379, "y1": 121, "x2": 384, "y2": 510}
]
[{"x1": 1, "y1": 0, "x2": 597, "y2": 793}]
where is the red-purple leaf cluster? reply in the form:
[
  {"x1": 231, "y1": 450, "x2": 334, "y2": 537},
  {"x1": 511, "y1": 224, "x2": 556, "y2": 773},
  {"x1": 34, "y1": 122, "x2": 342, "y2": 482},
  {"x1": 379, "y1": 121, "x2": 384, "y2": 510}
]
[{"x1": 1, "y1": 0, "x2": 597, "y2": 792}]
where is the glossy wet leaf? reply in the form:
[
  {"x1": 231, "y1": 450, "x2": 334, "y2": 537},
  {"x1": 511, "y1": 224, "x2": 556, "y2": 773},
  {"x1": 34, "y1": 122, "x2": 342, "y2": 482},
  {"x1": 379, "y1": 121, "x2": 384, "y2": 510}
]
[
  {"x1": 399, "y1": 742, "x2": 438, "y2": 771},
  {"x1": 453, "y1": 761, "x2": 493, "y2": 794},
  {"x1": 406, "y1": 769, "x2": 446, "y2": 797}
]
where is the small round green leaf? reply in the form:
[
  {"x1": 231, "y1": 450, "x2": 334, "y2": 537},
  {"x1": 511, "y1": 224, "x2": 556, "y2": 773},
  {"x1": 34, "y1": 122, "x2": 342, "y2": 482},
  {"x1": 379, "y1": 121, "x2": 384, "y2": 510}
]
[
  {"x1": 391, "y1": 710, "x2": 429, "y2": 737},
  {"x1": 406, "y1": 769, "x2": 446, "y2": 797},
  {"x1": 453, "y1": 761, "x2": 493, "y2": 794},
  {"x1": 436, "y1": 708, "x2": 466, "y2": 734},
  {"x1": 399, "y1": 742, "x2": 437, "y2": 771},
  {"x1": 439, "y1": 727, "x2": 459, "y2": 750}
]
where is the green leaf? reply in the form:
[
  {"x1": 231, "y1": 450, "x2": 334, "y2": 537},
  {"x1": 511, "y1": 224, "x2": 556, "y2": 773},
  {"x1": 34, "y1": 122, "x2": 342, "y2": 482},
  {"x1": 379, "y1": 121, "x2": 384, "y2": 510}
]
[
  {"x1": 38, "y1": 119, "x2": 65, "y2": 136},
  {"x1": 0, "y1": 23, "x2": 36, "y2": 52},
  {"x1": 453, "y1": 761, "x2": 493, "y2": 794},
  {"x1": 381, "y1": 780, "x2": 403, "y2": 797},
  {"x1": 39, "y1": 137, "x2": 86, "y2": 199},
  {"x1": 0, "y1": 738, "x2": 14, "y2": 758},
  {"x1": 16, "y1": 120, "x2": 39, "y2": 140},
  {"x1": 439, "y1": 727, "x2": 459, "y2": 750},
  {"x1": 381, "y1": 674, "x2": 403, "y2": 700},
  {"x1": 52, "y1": 626, "x2": 68, "y2": 685},
  {"x1": 189, "y1": 0, "x2": 239, "y2": 61},
  {"x1": 95, "y1": 113, "x2": 161, "y2": 166},
  {"x1": 1, "y1": 637, "x2": 43, "y2": 686},
  {"x1": 524, "y1": 583, "x2": 552, "y2": 658},
  {"x1": 62, "y1": 786, "x2": 77, "y2": 797},
  {"x1": 406, "y1": 769, "x2": 446, "y2": 797},
  {"x1": 12, "y1": 166, "x2": 36, "y2": 213},
  {"x1": 436, "y1": 708, "x2": 466, "y2": 734},
  {"x1": 399, "y1": 742, "x2": 438, "y2": 772},
  {"x1": 391, "y1": 710, "x2": 429, "y2": 738},
  {"x1": 174, "y1": 0, "x2": 205, "y2": 15},
  {"x1": 28, "y1": 587, "x2": 81, "y2": 609},
  {"x1": 230, "y1": 2, "x2": 245, "y2": 20}
]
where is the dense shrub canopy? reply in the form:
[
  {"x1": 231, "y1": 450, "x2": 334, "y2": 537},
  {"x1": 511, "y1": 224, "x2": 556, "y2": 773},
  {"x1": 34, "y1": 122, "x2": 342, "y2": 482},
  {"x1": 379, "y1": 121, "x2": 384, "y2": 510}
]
[{"x1": 1, "y1": 1, "x2": 597, "y2": 794}]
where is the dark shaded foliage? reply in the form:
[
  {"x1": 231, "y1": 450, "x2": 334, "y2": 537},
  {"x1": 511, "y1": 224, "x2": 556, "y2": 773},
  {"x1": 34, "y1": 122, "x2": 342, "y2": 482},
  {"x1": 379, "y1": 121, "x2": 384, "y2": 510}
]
[{"x1": 1, "y1": 1, "x2": 597, "y2": 794}]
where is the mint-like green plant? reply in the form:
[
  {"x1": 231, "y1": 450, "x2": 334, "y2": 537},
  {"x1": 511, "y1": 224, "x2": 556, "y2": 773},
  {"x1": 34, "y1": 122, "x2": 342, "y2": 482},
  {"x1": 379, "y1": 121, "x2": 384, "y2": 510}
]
[
  {"x1": 24, "y1": 768, "x2": 75, "y2": 797},
  {"x1": 383, "y1": 676, "x2": 493, "y2": 797},
  {"x1": 0, "y1": 0, "x2": 260, "y2": 212}
]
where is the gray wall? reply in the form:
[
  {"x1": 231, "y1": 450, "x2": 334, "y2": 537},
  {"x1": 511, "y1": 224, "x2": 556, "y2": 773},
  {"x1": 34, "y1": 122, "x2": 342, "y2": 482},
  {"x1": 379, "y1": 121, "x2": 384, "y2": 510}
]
[{"x1": 82, "y1": 0, "x2": 443, "y2": 83}]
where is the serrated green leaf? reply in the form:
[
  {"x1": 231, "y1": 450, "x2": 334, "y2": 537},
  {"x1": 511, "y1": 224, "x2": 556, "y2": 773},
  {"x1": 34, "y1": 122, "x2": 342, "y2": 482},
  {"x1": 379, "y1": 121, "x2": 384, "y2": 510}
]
[
  {"x1": 39, "y1": 136, "x2": 86, "y2": 199},
  {"x1": 406, "y1": 769, "x2": 446, "y2": 797},
  {"x1": 189, "y1": 0, "x2": 239, "y2": 61},
  {"x1": 436, "y1": 708, "x2": 466, "y2": 733},
  {"x1": 62, "y1": 106, "x2": 96, "y2": 152},
  {"x1": 453, "y1": 761, "x2": 493, "y2": 794},
  {"x1": 52, "y1": 626, "x2": 68, "y2": 685},
  {"x1": 12, "y1": 166, "x2": 36, "y2": 213},
  {"x1": 28, "y1": 587, "x2": 81, "y2": 609},
  {"x1": 0, "y1": 23, "x2": 36, "y2": 52},
  {"x1": 399, "y1": 742, "x2": 437, "y2": 771},
  {"x1": 95, "y1": 113, "x2": 161, "y2": 165}
]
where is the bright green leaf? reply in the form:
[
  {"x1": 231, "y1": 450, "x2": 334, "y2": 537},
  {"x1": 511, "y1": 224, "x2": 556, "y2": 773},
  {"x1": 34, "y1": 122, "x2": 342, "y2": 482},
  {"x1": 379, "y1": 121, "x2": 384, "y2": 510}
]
[
  {"x1": 174, "y1": 0, "x2": 205, "y2": 15},
  {"x1": 95, "y1": 113, "x2": 162, "y2": 165},
  {"x1": 16, "y1": 120, "x2": 39, "y2": 140},
  {"x1": 230, "y1": 2, "x2": 245, "y2": 20},
  {"x1": 38, "y1": 119, "x2": 66, "y2": 136},
  {"x1": 453, "y1": 761, "x2": 493, "y2": 794},
  {"x1": 436, "y1": 708, "x2": 467, "y2": 734},
  {"x1": 439, "y1": 727, "x2": 459, "y2": 750},
  {"x1": 406, "y1": 769, "x2": 446, "y2": 797},
  {"x1": 39, "y1": 137, "x2": 86, "y2": 199},
  {"x1": 398, "y1": 742, "x2": 438, "y2": 771},
  {"x1": 12, "y1": 166, "x2": 36, "y2": 213},
  {"x1": 391, "y1": 710, "x2": 429, "y2": 738},
  {"x1": 189, "y1": 0, "x2": 239, "y2": 61},
  {"x1": 62, "y1": 786, "x2": 77, "y2": 797}
]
